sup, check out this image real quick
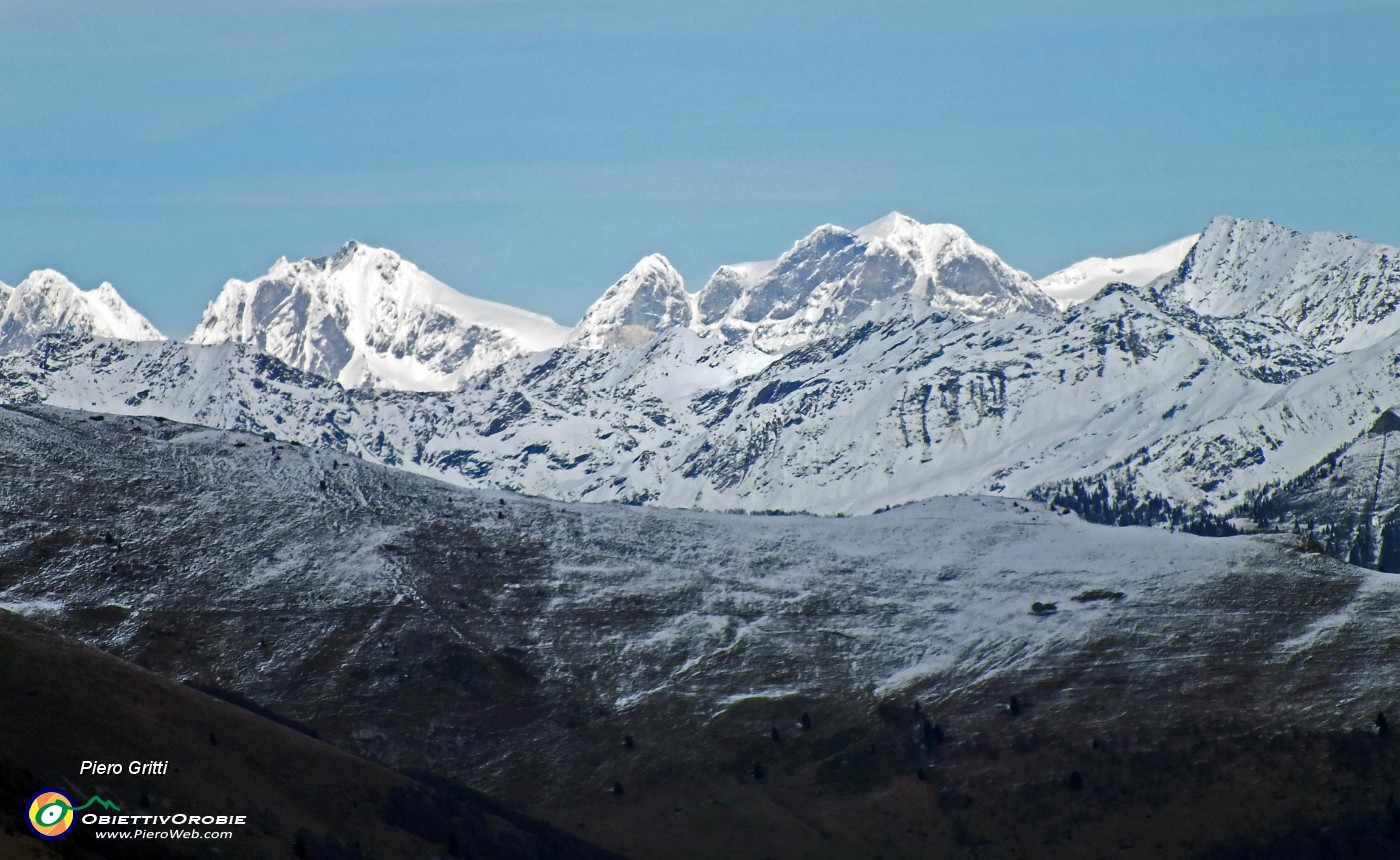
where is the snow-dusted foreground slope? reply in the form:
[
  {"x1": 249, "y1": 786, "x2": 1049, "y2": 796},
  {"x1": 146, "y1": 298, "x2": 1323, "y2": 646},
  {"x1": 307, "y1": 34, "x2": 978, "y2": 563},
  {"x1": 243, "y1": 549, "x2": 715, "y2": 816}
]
[
  {"x1": 0, "y1": 404, "x2": 1390, "y2": 736},
  {"x1": 1, "y1": 405, "x2": 1396, "y2": 858}
]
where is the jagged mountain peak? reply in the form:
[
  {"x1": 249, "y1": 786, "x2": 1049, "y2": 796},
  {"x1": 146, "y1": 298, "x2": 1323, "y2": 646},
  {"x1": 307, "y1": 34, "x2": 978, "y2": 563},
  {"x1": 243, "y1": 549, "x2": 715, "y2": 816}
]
[
  {"x1": 0, "y1": 269, "x2": 163, "y2": 353},
  {"x1": 570, "y1": 253, "x2": 694, "y2": 350},
  {"x1": 331, "y1": 238, "x2": 368, "y2": 261},
  {"x1": 1158, "y1": 216, "x2": 1400, "y2": 352},
  {"x1": 190, "y1": 243, "x2": 569, "y2": 391},
  {"x1": 21, "y1": 267, "x2": 71, "y2": 287},
  {"x1": 321, "y1": 239, "x2": 406, "y2": 276},
  {"x1": 260, "y1": 240, "x2": 400, "y2": 285},
  {"x1": 854, "y1": 210, "x2": 923, "y2": 236}
]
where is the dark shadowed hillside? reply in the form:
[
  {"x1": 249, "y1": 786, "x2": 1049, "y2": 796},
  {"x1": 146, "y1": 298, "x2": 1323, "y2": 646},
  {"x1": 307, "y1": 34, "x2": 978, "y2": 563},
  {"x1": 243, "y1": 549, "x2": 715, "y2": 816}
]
[{"x1": 0, "y1": 609, "x2": 623, "y2": 859}]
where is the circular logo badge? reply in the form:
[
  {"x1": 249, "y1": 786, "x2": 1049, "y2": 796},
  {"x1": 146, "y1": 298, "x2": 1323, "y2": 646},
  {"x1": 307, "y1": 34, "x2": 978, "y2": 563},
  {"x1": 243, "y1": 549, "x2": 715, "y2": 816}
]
[{"x1": 26, "y1": 789, "x2": 75, "y2": 840}]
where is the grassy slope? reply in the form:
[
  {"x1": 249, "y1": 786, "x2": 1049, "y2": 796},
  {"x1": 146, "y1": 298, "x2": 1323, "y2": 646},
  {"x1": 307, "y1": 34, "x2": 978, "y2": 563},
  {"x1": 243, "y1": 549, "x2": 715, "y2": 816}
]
[{"x1": 0, "y1": 608, "x2": 622, "y2": 860}]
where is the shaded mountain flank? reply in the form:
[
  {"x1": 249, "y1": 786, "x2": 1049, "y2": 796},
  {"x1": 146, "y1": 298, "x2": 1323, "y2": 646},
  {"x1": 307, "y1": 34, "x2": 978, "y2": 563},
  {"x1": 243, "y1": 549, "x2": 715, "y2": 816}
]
[{"x1": 0, "y1": 608, "x2": 622, "y2": 860}]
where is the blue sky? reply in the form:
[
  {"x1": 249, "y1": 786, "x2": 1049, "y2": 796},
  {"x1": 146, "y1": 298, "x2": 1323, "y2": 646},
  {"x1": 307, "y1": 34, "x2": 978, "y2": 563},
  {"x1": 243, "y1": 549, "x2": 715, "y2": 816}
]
[{"x1": 2, "y1": 0, "x2": 1397, "y2": 336}]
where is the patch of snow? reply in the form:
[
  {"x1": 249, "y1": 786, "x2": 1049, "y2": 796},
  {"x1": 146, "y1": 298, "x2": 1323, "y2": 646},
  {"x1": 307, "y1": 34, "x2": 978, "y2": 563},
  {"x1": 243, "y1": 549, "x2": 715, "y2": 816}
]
[{"x1": 1036, "y1": 234, "x2": 1199, "y2": 309}]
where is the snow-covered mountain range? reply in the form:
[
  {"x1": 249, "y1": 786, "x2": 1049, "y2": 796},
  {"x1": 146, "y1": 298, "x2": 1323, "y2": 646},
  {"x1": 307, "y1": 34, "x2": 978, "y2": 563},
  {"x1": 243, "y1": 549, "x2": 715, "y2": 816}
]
[
  {"x1": 1157, "y1": 216, "x2": 1400, "y2": 352},
  {"x1": 4, "y1": 213, "x2": 1399, "y2": 566}
]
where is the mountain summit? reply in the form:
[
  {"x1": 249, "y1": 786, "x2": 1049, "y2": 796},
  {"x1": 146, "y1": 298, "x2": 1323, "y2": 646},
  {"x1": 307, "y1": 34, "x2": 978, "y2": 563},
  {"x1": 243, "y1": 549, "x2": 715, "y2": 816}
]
[
  {"x1": 569, "y1": 254, "x2": 693, "y2": 349},
  {"x1": 1156, "y1": 216, "x2": 1400, "y2": 352},
  {"x1": 0, "y1": 270, "x2": 163, "y2": 353},
  {"x1": 189, "y1": 241, "x2": 570, "y2": 391},
  {"x1": 693, "y1": 212, "x2": 1057, "y2": 351}
]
